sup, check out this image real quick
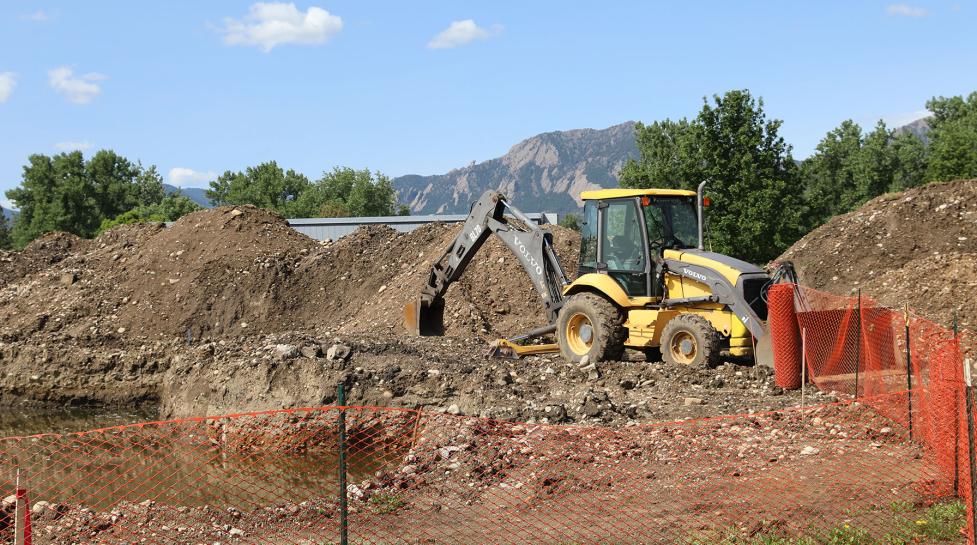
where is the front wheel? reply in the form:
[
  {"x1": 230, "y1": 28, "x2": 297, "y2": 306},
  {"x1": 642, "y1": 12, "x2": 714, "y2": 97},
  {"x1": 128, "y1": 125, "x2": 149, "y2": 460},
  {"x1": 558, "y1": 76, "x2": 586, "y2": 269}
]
[
  {"x1": 556, "y1": 293, "x2": 627, "y2": 363},
  {"x1": 660, "y1": 314, "x2": 722, "y2": 368}
]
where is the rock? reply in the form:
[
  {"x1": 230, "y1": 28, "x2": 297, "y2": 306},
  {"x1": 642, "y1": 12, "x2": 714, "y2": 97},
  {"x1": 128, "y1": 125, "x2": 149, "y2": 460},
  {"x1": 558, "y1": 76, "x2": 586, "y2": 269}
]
[
  {"x1": 229, "y1": 528, "x2": 245, "y2": 537},
  {"x1": 326, "y1": 344, "x2": 351, "y2": 362},
  {"x1": 708, "y1": 376, "x2": 725, "y2": 389},
  {"x1": 229, "y1": 209, "x2": 244, "y2": 217},
  {"x1": 273, "y1": 344, "x2": 299, "y2": 359},
  {"x1": 542, "y1": 404, "x2": 567, "y2": 422},
  {"x1": 378, "y1": 285, "x2": 387, "y2": 294},
  {"x1": 578, "y1": 355, "x2": 590, "y2": 368},
  {"x1": 446, "y1": 404, "x2": 461, "y2": 415},
  {"x1": 619, "y1": 377, "x2": 637, "y2": 390},
  {"x1": 59, "y1": 271, "x2": 78, "y2": 286},
  {"x1": 300, "y1": 345, "x2": 321, "y2": 359},
  {"x1": 800, "y1": 446, "x2": 820, "y2": 456},
  {"x1": 2, "y1": 494, "x2": 16, "y2": 511},
  {"x1": 880, "y1": 427, "x2": 893, "y2": 435},
  {"x1": 31, "y1": 500, "x2": 51, "y2": 517},
  {"x1": 683, "y1": 397, "x2": 706, "y2": 406}
]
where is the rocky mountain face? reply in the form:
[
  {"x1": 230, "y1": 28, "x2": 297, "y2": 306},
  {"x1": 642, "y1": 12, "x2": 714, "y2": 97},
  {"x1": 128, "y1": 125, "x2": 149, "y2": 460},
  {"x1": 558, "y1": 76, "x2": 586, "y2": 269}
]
[
  {"x1": 893, "y1": 117, "x2": 931, "y2": 144},
  {"x1": 394, "y1": 122, "x2": 638, "y2": 215}
]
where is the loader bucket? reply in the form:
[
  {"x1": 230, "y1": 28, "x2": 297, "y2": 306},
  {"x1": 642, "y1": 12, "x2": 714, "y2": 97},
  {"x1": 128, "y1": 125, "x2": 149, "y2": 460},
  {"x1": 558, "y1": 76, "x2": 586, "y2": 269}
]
[
  {"x1": 754, "y1": 333, "x2": 775, "y2": 369},
  {"x1": 404, "y1": 297, "x2": 445, "y2": 336}
]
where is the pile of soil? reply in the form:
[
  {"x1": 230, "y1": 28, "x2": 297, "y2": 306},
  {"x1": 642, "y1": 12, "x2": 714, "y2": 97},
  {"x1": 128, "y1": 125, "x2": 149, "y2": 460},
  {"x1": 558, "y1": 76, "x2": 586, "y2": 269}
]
[
  {"x1": 778, "y1": 178, "x2": 977, "y2": 330},
  {"x1": 0, "y1": 206, "x2": 578, "y2": 344},
  {"x1": 0, "y1": 232, "x2": 88, "y2": 286}
]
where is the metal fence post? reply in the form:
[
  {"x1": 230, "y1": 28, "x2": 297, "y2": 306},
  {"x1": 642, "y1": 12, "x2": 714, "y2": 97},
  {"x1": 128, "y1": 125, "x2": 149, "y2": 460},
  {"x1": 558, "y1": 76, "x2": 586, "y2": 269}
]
[
  {"x1": 338, "y1": 383, "x2": 348, "y2": 545},
  {"x1": 904, "y1": 303, "x2": 913, "y2": 442},
  {"x1": 854, "y1": 289, "x2": 861, "y2": 399},
  {"x1": 801, "y1": 327, "x2": 807, "y2": 410},
  {"x1": 963, "y1": 362, "x2": 977, "y2": 543}
]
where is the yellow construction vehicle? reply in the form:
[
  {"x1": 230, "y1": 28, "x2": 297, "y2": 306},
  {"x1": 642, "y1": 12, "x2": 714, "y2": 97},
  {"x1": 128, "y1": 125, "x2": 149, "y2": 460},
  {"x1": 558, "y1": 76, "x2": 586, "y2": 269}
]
[{"x1": 405, "y1": 185, "x2": 787, "y2": 367}]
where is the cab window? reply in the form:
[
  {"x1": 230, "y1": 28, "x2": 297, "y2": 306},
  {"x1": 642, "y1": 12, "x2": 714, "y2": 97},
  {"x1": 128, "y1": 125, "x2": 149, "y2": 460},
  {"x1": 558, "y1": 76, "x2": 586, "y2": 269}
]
[
  {"x1": 579, "y1": 201, "x2": 598, "y2": 272},
  {"x1": 601, "y1": 201, "x2": 645, "y2": 272}
]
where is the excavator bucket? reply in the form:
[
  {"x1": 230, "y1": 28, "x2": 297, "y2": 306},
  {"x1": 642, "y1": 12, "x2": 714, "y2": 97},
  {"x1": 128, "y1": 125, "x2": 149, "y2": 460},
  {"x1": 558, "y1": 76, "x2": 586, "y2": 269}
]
[{"x1": 404, "y1": 297, "x2": 445, "y2": 336}]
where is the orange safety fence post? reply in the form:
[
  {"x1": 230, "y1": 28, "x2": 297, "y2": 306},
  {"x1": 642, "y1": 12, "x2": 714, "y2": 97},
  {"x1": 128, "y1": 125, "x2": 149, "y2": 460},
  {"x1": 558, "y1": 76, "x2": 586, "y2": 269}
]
[
  {"x1": 768, "y1": 283, "x2": 802, "y2": 390},
  {"x1": 14, "y1": 469, "x2": 31, "y2": 545}
]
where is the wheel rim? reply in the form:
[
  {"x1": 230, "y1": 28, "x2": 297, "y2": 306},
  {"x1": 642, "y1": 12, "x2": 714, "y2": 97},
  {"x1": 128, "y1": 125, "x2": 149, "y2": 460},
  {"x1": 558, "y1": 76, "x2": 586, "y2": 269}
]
[
  {"x1": 669, "y1": 331, "x2": 697, "y2": 365},
  {"x1": 565, "y1": 312, "x2": 595, "y2": 356}
]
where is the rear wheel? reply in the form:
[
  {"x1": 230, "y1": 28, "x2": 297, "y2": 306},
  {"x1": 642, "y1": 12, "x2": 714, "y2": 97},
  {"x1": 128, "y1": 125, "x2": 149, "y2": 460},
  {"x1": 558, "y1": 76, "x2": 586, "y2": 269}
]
[
  {"x1": 660, "y1": 314, "x2": 722, "y2": 368},
  {"x1": 557, "y1": 293, "x2": 627, "y2": 363}
]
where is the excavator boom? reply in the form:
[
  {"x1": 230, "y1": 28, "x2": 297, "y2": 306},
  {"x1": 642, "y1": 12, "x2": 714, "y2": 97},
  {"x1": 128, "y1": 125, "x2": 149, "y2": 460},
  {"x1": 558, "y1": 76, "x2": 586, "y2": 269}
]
[{"x1": 405, "y1": 190, "x2": 570, "y2": 336}]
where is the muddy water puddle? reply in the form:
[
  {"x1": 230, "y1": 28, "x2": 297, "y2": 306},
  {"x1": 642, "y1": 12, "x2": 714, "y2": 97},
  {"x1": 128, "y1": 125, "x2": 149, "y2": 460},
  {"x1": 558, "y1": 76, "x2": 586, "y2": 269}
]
[{"x1": 1, "y1": 407, "x2": 399, "y2": 511}]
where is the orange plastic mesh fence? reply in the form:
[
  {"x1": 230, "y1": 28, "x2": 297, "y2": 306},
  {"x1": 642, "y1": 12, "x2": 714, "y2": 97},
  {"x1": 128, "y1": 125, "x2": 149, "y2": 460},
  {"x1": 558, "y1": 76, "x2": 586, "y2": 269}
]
[
  {"x1": 0, "y1": 401, "x2": 965, "y2": 544},
  {"x1": 0, "y1": 284, "x2": 973, "y2": 545}
]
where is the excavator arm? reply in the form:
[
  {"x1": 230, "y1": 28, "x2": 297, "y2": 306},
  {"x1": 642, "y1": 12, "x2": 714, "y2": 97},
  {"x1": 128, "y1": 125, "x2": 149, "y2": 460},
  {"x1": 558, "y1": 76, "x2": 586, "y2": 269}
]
[{"x1": 404, "y1": 190, "x2": 570, "y2": 336}]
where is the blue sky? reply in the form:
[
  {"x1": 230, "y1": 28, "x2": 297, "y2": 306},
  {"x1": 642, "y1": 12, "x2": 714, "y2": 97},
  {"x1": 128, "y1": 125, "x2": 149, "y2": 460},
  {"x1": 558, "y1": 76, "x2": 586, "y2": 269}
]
[{"x1": 1, "y1": 1, "x2": 975, "y2": 205}]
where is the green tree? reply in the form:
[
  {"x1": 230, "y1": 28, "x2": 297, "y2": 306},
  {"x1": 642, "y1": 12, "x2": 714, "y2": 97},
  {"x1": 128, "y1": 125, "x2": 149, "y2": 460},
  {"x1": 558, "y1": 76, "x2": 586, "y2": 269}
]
[
  {"x1": 0, "y1": 213, "x2": 12, "y2": 250},
  {"x1": 558, "y1": 213, "x2": 581, "y2": 231},
  {"x1": 926, "y1": 92, "x2": 977, "y2": 181},
  {"x1": 287, "y1": 167, "x2": 409, "y2": 218},
  {"x1": 133, "y1": 164, "x2": 166, "y2": 207},
  {"x1": 853, "y1": 120, "x2": 894, "y2": 201},
  {"x1": 620, "y1": 90, "x2": 803, "y2": 263},
  {"x1": 98, "y1": 194, "x2": 201, "y2": 234},
  {"x1": 800, "y1": 120, "x2": 863, "y2": 226},
  {"x1": 5, "y1": 150, "x2": 168, "y2": 247},
  {"x1": 890, "y1": 131, "x2": 928, "y2": 191},
  {"x1": 206, "y1": 161, "x2": 310, "y2": 212}
]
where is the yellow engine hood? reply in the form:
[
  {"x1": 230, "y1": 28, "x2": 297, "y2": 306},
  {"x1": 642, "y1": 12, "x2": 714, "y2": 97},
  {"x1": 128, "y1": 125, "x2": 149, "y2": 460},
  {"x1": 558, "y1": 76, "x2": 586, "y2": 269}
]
[{"x1": 663, "y1": 249, "x2": 765, "y2": 285}]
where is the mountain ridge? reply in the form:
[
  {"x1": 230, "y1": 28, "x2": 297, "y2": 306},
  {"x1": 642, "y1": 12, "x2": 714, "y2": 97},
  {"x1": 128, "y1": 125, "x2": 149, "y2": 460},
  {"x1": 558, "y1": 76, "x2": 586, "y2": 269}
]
[{"x1": 393, "y1": 121, "x2": 638, "y2": 214}]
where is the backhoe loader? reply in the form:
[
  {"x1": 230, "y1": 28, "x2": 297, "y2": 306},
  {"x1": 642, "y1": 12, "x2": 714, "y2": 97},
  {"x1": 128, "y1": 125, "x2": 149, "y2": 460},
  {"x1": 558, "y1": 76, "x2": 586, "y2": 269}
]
[{"x1": 404, "y1": 185, "x2": 792, "y2": 367}]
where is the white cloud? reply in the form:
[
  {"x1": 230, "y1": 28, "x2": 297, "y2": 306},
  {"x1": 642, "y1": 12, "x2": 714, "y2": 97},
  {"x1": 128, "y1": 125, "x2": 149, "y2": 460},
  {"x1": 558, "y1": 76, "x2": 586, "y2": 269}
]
[
  {"x1": 1, "y1": 199, "x2": 17, "y2": 211},
  {"x1": 48, "y1": 66, "x2": 106, "y2": 104},
  {"x1": 886, "y1": 4, "x2": 930, "y2": 17},
  {"x1": 23, "y1": 10, "x2": 50, "y2": 21},
  {"x1": 0, "y1": 73, "x2": 16, "y2": 103},
  {"x1": 54, "y1": 141, "x2": 93, "y2": 152},
  {"x1": 427, "y1": 19, "x2": 500, "y2": 50},
  {"x1": 168, "y1": 167, "x2": 217, "y2": 187},
  {"x1": 220, "y1": 2, "x2": 343, "y2": 52}
]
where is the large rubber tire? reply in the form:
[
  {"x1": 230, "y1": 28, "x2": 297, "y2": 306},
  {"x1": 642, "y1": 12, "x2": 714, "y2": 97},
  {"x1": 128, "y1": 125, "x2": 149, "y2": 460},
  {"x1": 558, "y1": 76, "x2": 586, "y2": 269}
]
[
  {"x1": 557, "y1": 293, "x2": 627, "y2": 363},
  {"x1": 660, "y1": 314, "x2": 722, "y2": 368}
]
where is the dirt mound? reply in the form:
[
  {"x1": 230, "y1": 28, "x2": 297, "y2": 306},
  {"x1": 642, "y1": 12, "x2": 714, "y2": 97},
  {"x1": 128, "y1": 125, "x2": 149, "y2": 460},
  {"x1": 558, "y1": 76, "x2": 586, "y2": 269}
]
[
  {"x1": 0, "y1": 206, "x2": 580, "y2": 344},
  {"x1": 0, "y1": 231, "x2": 88, "y2": 286},
  {"x1": 336, "y1": 222, "x2": 580, "y2": 339},
  {"x1": 778, "y1": 178, "x2": 977, "y2": 329},
  {"x1": 860, "y1": 252, "x2": 977, "y2": 332}
]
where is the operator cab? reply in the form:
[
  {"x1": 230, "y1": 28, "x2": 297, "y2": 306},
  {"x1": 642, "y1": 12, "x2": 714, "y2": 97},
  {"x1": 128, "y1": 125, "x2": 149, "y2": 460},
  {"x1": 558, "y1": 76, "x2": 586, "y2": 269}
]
[{"x1": 578, "y1": 188, "x2": 699, "y2": 298}]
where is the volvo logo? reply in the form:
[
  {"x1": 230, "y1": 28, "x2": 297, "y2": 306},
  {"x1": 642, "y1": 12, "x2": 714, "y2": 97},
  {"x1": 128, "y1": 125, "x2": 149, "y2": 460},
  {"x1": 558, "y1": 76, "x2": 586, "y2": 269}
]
[{"x1": 682, "y1": 268, "x2": 708, "y2": 282}]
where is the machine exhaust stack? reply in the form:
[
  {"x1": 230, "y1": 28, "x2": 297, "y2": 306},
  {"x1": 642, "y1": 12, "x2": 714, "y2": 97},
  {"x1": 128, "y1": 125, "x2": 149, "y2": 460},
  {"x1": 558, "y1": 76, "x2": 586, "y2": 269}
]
[{"x1": 697, "y1": 179, "x2": 708, "y2": 250}]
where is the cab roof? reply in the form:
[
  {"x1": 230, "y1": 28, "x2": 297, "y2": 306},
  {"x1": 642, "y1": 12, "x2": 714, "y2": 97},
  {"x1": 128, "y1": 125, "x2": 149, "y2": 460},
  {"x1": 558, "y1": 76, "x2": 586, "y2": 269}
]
[{"x1": 579, "y1": 188, "x2": 697, "y2": 200}]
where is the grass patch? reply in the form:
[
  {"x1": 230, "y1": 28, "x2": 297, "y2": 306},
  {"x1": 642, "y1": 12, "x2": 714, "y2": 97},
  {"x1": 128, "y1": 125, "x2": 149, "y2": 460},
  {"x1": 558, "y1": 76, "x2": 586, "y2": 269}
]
[
  {"x1": 368, "y1": 492, "x2": 407, "y2": 515},
  {"x1": 687, "y1": 502, "x2": 966, "y2": 545}
]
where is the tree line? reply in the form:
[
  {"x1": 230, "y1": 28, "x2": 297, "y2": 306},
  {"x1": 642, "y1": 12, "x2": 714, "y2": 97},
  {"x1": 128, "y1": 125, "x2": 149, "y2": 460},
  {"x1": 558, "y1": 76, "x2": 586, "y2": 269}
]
[
  {"x1": 619, "y1": 90, "x2": 977, "y2": 263},
  {"x1": 1, "y1": 155, "x2": 407, "y2": 250}
]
